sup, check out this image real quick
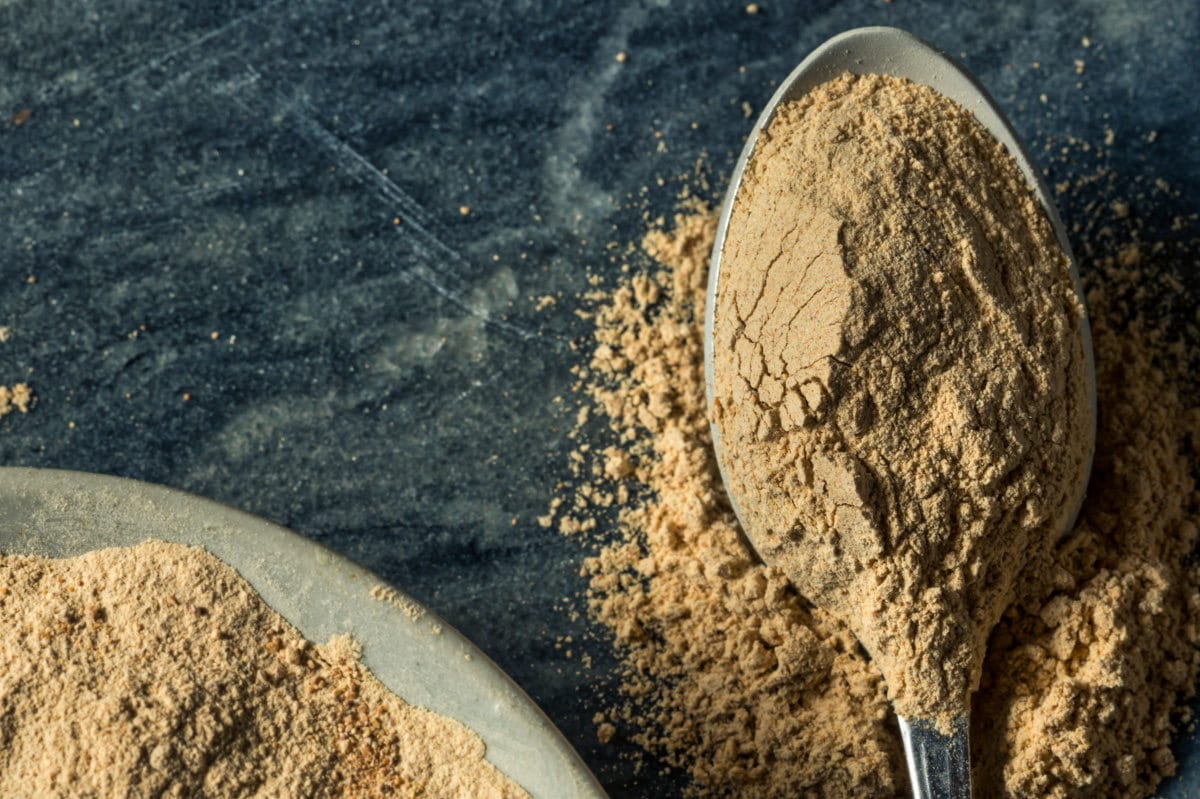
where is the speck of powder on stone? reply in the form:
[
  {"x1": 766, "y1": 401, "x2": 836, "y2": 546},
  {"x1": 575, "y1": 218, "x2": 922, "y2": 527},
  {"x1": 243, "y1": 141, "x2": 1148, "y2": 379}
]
[{"x1": 0, "y1": 383, "x2": 33, "y2": 417}]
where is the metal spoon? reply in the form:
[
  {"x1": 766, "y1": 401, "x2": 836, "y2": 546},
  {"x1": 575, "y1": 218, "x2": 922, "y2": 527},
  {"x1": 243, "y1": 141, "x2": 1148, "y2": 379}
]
[{"x1": 702, "y1": 27, "x2": 1097, "y2": 799}]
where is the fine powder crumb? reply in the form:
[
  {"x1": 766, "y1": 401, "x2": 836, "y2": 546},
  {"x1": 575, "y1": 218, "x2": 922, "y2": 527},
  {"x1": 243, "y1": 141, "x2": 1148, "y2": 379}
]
[
  {"x1": 369, "y1": 582, "x2": 427, "y2": 623},
  {"x1": 712, "y1": 73, "x2": 1091, "y2": 727},
  {"x1": 565, "y1": 194, "x2": 1199, "y2": 796},
  {"x1": 0, "y1": 383, "x2": 33, "y2": 417},
  {"x1": 0, "y1": 541, "x2": 528, "y2": 798}
]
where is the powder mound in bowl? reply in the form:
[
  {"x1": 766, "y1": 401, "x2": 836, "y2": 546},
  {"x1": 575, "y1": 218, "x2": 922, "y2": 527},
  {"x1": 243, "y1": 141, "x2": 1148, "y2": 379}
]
[
  {"x1": 0, "y1": 541, "x2": 528, "y2": 798},
  {"x1": 711, "y1": 73, "x2": 1091, "y2": 726}
]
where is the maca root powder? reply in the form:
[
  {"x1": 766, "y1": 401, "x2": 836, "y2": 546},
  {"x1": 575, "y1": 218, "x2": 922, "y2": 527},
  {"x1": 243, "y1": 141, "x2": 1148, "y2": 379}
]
[
  {"x1": 559, "y1": 195, "x2": 1200, "y2": 795},
  {"x1": 712, "y1": 73, "x2": 1092, "y2": 729},
  {"x1": 0, "y1": 542, "x2": 527, "y2": 799}
]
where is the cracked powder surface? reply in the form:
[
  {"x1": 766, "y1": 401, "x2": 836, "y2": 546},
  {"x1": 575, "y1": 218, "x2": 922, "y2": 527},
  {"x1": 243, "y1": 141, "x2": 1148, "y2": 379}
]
[{"x1": 711, "y1": 73, "x2": 1091, "y2": 729}]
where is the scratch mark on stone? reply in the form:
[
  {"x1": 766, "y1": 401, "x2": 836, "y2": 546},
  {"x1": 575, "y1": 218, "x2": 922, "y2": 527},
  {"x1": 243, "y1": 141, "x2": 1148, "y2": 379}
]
[
  {"x1": 108, "y1": 1, "x2": 281, "y2": 93},
  {"x1": 284, "y1": 102, "x2": 540, "y2": 343}
]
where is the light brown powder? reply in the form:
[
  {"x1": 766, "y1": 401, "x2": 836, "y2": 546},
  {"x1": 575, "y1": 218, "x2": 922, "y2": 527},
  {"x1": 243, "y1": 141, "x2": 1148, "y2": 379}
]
[
  {"x1": 972, "y1": 253, "x2": 1200, "y2": 796},
  {"x1": 0, "y1": 383, "x2": 33, "y2": 417},
  {"x1": 576, "y1": 209, "x2": 903, "y2": 796},
  {"x1": 566, "y1": 193, "x2": 1199, "y2": 796},
  {"x1": 712, "y1": 73, "x2": 1091, "y2": 727},
  {"x1": 0, "y1": 541, "x2": 528, "y2": 798}
]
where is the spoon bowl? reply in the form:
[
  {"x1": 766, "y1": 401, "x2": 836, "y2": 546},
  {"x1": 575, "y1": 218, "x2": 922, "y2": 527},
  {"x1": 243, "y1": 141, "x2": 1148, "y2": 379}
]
[{"x1": 702, "y1": 27, "x2": 1097, "y2": 799}]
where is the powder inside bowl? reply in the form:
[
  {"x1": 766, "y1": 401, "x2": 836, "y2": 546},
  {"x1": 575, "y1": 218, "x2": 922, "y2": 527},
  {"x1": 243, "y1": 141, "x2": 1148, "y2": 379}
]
[
  {"x1": 710, "y1": 72, "x2": 1092, "y2": 728},
  {"x1": 0, "y1": 541, "x2": 527, "y2": 798}
]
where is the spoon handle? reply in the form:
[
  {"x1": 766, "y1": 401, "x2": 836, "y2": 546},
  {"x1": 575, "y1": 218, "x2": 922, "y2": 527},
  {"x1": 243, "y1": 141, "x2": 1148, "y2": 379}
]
[{"x1": 897, "y1": 715, "x2": 973, "y2": 799}]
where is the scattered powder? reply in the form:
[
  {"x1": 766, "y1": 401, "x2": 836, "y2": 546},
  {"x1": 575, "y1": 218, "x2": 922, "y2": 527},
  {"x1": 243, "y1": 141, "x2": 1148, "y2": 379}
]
[
  {"x1": 575, "y1": 208, "x2": 903, "y2": 796},
  {"x1": 0, "y1": 323, "x2": 34, "y2": 418},
  {"x1": 0, "y1": 541, "x2": 527, "y2": 798},
  {"x1": 565, "y1": 194, "x2": 1199, "y2": 796},
  {"x1": 711, "y1": 73, "x2": 1090, "y2": 726},
  {"x1": 974, "y1": 284, "x2": 1200, "y2": 795},
  {"x1": 369, "y1": 583, "x2": 428, "y2": 623},
  {"x1": 0, "y1": 383, "x2": 33, "y2": 417}
]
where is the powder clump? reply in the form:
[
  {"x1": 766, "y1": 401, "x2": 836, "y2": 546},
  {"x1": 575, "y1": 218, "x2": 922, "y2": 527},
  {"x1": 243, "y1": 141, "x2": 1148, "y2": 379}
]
[
  {"x1": 712, "y1": 73, "x2": 1091, "y2": 726},
  {"x1": 0, "y1": 383, "x2": 33, "y2": 417},
  {"x1": 0, "y1": 541, "x2": 527, "y2": 798}
]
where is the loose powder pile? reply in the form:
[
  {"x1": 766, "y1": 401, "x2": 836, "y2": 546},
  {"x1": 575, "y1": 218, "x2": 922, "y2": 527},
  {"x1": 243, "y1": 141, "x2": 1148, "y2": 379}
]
[
  {"x1": 0, "y1": 541, "x2": 527, "y2": 798},
  {"x1": 560, "y1": 192, "x2": 1199, "y2": 794},
  {"x1": 712, "y1": 73, "x2": 1091, "y2": 727}
]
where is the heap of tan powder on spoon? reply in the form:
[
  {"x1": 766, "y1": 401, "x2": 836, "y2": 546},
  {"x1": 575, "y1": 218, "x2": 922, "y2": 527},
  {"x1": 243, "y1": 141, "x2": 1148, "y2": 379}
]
[
  {"x1": 557, "y1": 79, "x2": 1200, "y2": 796},
  {"x1": 712, "y1": 72, "x2": 1091, "y2": 729}
]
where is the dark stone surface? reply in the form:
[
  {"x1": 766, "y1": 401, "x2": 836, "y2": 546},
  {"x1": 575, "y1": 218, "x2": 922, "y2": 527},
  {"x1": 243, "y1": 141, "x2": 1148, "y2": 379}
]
[{"x1": 1, "y1": 1, "x2": 1197, "y2": 796}]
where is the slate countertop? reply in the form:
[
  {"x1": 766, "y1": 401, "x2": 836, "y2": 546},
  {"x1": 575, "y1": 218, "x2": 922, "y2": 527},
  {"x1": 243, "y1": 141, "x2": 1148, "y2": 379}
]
[{"x1": 2, "y1": 2, "x2": 1197, "y2": 796}]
